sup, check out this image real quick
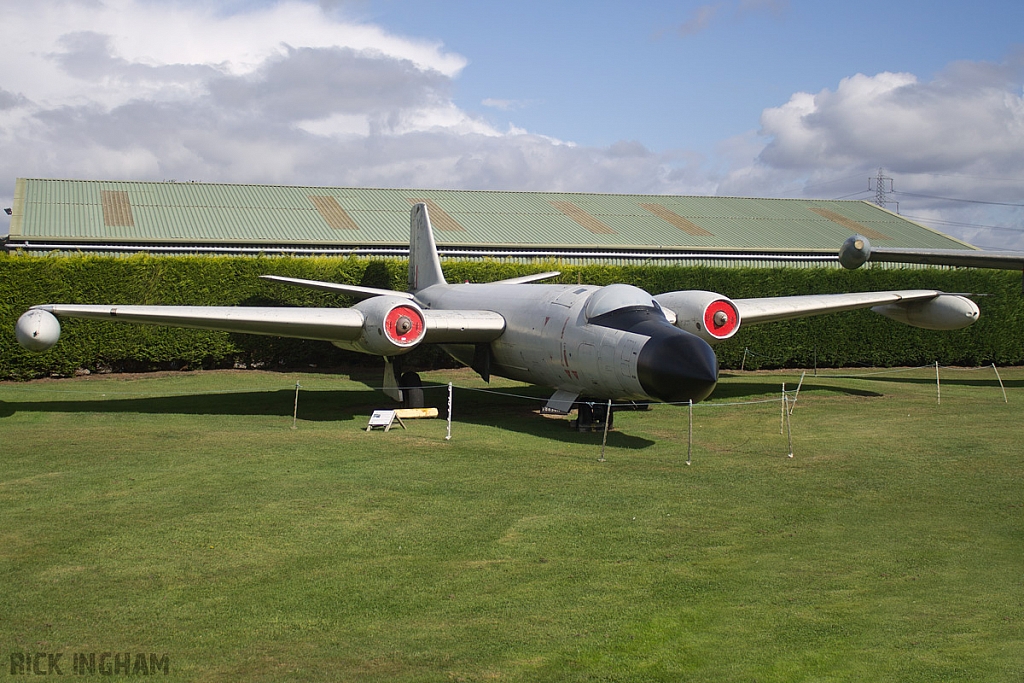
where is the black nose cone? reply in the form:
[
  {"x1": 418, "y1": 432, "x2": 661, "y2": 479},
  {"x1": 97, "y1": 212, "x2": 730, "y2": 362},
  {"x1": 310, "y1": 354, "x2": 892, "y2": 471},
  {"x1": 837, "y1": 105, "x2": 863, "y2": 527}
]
[{"x1": 637, "y1": 328, "x2": 719, "y2": 403}]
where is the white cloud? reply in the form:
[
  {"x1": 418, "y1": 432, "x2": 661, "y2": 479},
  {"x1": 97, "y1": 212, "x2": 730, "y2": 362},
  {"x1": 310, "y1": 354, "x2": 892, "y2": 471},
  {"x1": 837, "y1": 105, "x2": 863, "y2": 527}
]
[
  {"x1": 756, "y1": 69, "x2": 1024, "y2": 172},
  {"x1": 1, "y1": 1, "x2": 1020, "y2": 250},
  {"x1": 0, "y1": 0, "x2": 716, "y2": 235},
  {"x1": 721, "y1": 60, "x2": 1024, "y2": 248},
  {"x1": 481, "y1": 98, "x2": 530, "y2": 111}
]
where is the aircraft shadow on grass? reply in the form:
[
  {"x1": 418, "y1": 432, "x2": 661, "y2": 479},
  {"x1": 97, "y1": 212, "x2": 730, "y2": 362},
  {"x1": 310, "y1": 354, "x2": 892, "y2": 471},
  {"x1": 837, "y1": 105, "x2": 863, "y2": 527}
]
[
  {"x1": 707, "y1": 378, "x2": 883, "y2": 400},
  {"x1": 856, "y1": 375, "x2": 1024, "y2": 389},
  {"x1": 0, "y1": 382, "x2": 656, "y2": 449}
]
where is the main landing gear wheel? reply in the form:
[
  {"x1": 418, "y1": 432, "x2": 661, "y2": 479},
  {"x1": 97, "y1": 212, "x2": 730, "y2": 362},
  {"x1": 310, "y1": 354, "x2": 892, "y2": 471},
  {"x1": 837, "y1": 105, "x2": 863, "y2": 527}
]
[
  {"x1": 574, "y1": 400, "x2": 614, "y2": 432},
  {"x1": 401, "y1": 371, "x2": 424, "y2": 409}
]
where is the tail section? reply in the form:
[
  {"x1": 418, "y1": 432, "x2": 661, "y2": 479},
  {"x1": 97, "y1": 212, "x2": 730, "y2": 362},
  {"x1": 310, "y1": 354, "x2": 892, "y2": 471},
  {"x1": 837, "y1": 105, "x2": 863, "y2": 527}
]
[{"x1": 408, "y1": 203, "x2": 447, "y2": 293}]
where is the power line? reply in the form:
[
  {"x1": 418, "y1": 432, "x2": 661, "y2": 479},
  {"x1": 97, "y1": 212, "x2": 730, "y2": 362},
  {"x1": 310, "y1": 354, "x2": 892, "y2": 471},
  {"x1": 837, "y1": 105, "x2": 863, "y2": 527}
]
[
  {"x1": 802, "y1": 173, "x2": 873, "y2": 192},
  {"x1": 911, "y1": 171, "x2": 1024, "y2": 184},
  {"x1": 901, "y1": 214, "x2": 1024, "y2": 232},
  {"x1": 893, "y1": 190, "x2": 1024, "y2": 208},
  {"x1": 832, "y1": 189, "x2": 872, "y2": 200}
]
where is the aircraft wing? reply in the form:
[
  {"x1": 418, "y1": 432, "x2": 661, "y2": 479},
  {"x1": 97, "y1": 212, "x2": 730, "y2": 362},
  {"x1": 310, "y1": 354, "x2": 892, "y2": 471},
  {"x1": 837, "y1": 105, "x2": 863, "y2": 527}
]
[
  {"x1": 734, "y1": 289, "x2": 958, "y2": 325},
  {"x1": 839, "y1": 234, "x2": 1024, "y2": 271},
  {"x1": 489, "y1": 271, "x2": 561, "y2": 284},
  {"x1": 31, "y1": 304, "x2": 368, "y2": 342},
  {"x1": 26, "y1": 304, "x2": 505, "y2": 345},
  {"x1": 863, "y1": 248, "x2": 1024, "y2": 270}
]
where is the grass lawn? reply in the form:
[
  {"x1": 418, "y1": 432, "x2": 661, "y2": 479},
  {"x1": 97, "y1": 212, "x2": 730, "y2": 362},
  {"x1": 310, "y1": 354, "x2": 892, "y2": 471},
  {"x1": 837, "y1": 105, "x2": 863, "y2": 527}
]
[{"x1": 1, "y1": 365, "x2": 1022, "y2": 681}]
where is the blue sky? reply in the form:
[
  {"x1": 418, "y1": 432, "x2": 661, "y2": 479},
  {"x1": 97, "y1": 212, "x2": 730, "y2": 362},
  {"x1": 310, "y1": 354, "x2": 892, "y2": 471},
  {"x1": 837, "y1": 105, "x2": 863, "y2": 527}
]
[
  {"x1": 369, "y1": 0, "x2": 1020, "y2": 151},
  {"x1": 1, "y1": 0, "x2": 1022, "y2": 248}
]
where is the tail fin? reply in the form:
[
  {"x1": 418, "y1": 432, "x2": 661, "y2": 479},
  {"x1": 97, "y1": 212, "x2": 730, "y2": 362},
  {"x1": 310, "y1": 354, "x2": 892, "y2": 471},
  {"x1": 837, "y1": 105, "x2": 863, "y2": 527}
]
[{"x1": 408, "y1": 203, "x2": 447, "y2": 292}]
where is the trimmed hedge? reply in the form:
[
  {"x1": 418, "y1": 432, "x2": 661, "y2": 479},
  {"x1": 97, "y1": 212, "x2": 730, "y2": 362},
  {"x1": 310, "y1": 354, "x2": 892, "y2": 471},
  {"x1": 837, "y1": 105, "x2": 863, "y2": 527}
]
[{"x1": 2, "y1": 252, "x2": 1022, "y2": 380}]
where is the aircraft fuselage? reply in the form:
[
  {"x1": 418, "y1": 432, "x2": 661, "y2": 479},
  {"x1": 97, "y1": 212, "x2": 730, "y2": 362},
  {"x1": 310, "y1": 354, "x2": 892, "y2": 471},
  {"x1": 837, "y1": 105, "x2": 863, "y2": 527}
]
[{"x1": 416, "y1": 282, "x2": 720, "y2": 405}]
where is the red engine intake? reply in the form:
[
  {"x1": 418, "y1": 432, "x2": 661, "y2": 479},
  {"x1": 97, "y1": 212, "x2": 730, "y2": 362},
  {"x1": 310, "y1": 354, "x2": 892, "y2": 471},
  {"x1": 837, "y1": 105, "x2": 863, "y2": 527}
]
[
  {"x1": 653, "y1": 290, "x2": 742, "y2": 344},
  {"x1": 334, "y1": 296, "x2": 427, "y2": 356},
  {"x1": 702, "y1": 299, "x2": 740, "y2": 340},
  {"x1": 384, "y1": 305, "x2": 426, "y2": 346}
]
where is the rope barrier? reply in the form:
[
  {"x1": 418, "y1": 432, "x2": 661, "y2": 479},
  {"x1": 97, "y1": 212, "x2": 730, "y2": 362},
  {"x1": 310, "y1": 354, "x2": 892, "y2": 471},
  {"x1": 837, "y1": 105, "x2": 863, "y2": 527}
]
[{"x1": 5, "y1": 362, "x2": 1014, "y2": 460}]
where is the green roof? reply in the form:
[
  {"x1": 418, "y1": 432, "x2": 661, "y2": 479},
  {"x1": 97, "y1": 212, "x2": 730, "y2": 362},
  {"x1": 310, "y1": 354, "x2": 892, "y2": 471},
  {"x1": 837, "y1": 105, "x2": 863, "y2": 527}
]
[{"x1": 8, "y1": 178, "x2": 974, "y2": 254}]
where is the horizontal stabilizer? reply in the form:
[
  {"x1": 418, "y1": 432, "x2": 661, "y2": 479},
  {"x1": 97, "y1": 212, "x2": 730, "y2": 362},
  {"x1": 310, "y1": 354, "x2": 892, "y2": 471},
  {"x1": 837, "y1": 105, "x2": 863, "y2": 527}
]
[
  {"x1": 260, "y1": 275, "x2": 413, "y2": 300},
  {"x1": 489, "y1": 271, "x2": 561, "y2": 285}
]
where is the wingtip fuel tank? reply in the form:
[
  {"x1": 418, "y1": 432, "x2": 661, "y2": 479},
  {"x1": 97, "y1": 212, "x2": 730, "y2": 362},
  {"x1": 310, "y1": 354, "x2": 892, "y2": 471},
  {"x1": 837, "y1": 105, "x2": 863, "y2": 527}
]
[
  {"x1": 15, "y1": 308, "x2": 61, "y2": 351},
  {"x1": 839, "y1": 235, "x2": 871, "y2": 270}
]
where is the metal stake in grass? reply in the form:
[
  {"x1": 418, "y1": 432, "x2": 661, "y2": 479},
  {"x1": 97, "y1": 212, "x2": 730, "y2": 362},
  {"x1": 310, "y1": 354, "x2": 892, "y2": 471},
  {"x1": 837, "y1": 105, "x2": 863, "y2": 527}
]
[
  {"x1": 446, "y1": 382, "x2": 453, "y2": 440},
  {"x1": 789, "y1": 371, "x2": 805, "y2": 416},
  {"x1": 935, "y1": 361, "x2": 941, "y2": 405},
  {"x1": 686, "y1": 399, "x2": 693, "y2": 466},
  {"x1": 780, "y1": 382, "x2": 786, "y2": 434},
  {"x1": 292, "y1": 381, "x2": 302, "y2": 429},
  {"x1": 993, "y1": 363, "x2": 1008, "y2": 403},
  {"x1": 598, "y1": 399, "x2": 612, "y2": 462},
  {"x1": 784, "y1": 391, "x2": 794, "y2": 458}
]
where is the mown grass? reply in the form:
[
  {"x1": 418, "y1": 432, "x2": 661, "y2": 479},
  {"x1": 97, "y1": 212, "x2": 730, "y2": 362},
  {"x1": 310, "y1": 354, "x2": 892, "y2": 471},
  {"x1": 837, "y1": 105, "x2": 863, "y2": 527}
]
[{"x1": 1, "y1": 366, "x2": 1022, "y2": 681}]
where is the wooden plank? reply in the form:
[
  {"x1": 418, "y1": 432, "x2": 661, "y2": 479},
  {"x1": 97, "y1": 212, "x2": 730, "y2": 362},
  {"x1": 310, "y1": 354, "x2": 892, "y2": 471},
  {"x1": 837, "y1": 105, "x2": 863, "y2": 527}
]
[{"x1": 395, "y1": 408, "x2": 439, "y2": 419}]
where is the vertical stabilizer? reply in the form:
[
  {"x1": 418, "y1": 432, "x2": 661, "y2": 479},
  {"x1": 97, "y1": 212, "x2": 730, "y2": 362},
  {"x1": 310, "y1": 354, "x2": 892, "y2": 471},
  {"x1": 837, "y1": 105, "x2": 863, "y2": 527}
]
[{"x1": 408, "y1": 203, "x2": 447, "y2": 292}]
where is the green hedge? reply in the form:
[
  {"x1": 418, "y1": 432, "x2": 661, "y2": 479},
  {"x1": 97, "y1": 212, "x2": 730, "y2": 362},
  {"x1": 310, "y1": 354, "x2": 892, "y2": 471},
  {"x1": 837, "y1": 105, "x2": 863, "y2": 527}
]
[{"x1": 2, "y1": 252, "x2": 1022, "y2": 380}]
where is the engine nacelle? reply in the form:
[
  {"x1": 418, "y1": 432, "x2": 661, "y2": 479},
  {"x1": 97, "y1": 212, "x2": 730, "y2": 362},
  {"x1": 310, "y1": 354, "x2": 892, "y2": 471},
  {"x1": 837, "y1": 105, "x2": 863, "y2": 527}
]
[
  {"x1": 871, "y1": 294, "x2": 980, "y2": 330},
  {"x1": 16, "y1": 309, "x2": 61, "y2": 351},
  {"x1": 653, "y1": 290, "x2": 741, "y2": 344},
  {"x1": 332, "y1": 296, "x2": 427, "y2": 356}
]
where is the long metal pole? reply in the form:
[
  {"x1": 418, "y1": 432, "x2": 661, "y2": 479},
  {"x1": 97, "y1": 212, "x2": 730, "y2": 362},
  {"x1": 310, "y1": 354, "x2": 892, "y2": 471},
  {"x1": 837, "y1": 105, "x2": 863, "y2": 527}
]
[
  {"x1": 292, "y1": 381, "x2": 301, "y2": 429},
  {"x1": 446, "y1": 382, "x2": 453, "y2": 440},
  {"x1": 686, "y1": 399, "x2": 693, "y2": 466},
  {"x1": 790, "y1": 372, "x2": 806, "y2": 416},
  {"x1": 785, "y1": 393, "x2": 794, "y2": 458},
  {"x1": 936, "y1": 361, "x2": 941, "y2": 405},
  {"x1": 598, "y1": 399, "x2": 612, "y2": 462},
  {"x1": 993, "y1": 363, "x2": 1008, "y2": 403},
  {"x1": 780, "y1": 383, "x2": 786, "y2": 434}
]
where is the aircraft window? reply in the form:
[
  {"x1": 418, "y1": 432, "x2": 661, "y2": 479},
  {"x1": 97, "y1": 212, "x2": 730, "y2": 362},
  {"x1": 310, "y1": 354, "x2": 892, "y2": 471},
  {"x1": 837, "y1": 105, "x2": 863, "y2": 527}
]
[{"x1": 585, "y1": 284, "x2": 659, "y2": 320}]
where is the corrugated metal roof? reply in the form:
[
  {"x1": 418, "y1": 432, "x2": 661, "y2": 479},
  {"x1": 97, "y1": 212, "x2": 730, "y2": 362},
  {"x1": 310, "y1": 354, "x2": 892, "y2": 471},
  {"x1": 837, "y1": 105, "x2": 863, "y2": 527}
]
[{"x1": 7, "y1": 178, "x2": 976, "y2": 256}]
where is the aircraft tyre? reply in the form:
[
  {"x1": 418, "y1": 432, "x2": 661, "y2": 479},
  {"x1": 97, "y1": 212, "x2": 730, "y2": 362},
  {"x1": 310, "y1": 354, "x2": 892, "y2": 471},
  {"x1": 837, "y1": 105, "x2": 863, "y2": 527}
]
[
  {"x1": 576, "y1": 402, "x2": 593, "y2": 431},
  {"x1": 401, "y1": 371, "x2": 424, "y2": 409},
  {"x1": 575, "y1": 400, "x2": 613, "y2": 432}
]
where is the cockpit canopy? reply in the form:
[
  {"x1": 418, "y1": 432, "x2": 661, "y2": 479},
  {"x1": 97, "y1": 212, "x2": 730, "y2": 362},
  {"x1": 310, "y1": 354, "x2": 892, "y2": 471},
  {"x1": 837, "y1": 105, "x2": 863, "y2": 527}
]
[{"x1": 584, "y1": 284, "x2": 665, "y2": 321}]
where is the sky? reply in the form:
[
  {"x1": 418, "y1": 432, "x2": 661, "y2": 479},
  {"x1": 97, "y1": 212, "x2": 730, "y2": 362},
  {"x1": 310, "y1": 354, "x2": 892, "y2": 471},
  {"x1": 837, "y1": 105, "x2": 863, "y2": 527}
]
[{"x1": 1, "y1": 0, "x2": 1023, "y2": 249}]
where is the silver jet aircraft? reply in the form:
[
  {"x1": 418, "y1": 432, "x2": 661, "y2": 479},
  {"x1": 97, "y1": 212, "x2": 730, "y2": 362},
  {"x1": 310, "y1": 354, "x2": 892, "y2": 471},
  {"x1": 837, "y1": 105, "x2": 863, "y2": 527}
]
[{"x1": 16, "y1": 204, "x2": 981, "y2": 414}]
